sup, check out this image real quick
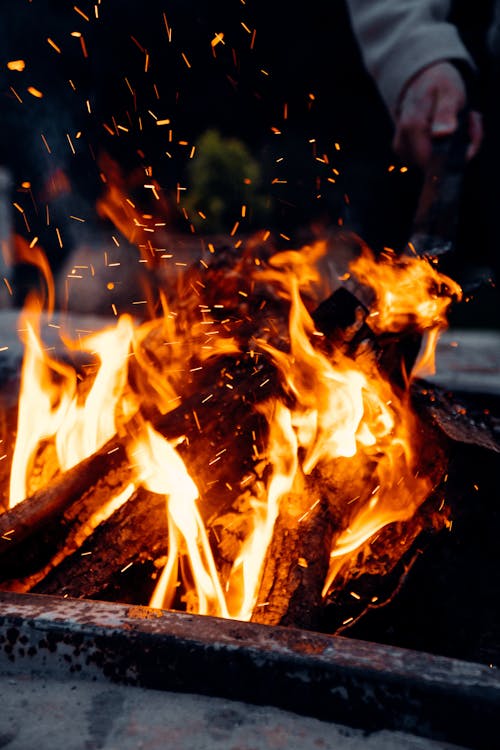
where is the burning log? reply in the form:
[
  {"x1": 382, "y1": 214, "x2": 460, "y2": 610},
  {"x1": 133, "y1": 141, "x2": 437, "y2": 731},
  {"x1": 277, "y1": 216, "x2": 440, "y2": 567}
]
[
  {"x1": 251, "y1": 489, "x2": 336, "y2": 630},
  {"x1": 0, "y1": 437, "x2": 128, "y2": 554},
  {"x1": 0, "y1": 233, "x2": 467, "y2": 633},
  {"x1": 0, "y1": 438, "x2": 131, "y2": 588},
  {"x1": 31, "y1": 487, "x2": 168, "y2": 602},
  {"x1": 0, "y1": 355, "x2": 278, "y2": 588}
]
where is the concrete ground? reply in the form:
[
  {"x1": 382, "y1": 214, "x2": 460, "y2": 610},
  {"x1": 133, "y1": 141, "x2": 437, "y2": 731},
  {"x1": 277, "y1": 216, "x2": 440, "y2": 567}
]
[
  {"x1": 425, "y1": 328, "x2": 500, "y2": 396},
  {"x1": 0, "y1": 672, "x2": 465, "y2": 750}
]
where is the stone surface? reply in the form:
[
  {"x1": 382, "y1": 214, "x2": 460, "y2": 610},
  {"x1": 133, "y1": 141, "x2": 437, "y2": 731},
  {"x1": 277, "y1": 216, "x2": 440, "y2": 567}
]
[{"x1": 0, "y1": 673, "x2": 466, "y2": 750}]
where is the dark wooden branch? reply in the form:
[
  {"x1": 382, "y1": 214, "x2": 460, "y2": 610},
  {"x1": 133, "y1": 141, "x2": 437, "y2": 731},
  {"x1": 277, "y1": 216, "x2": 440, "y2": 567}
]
[
  {"x1": 251, "y1": 485, "x2": 336, "y2": 630},
  {"x1": 31, "y1": 487, "x2": 168, "y2": 601}
]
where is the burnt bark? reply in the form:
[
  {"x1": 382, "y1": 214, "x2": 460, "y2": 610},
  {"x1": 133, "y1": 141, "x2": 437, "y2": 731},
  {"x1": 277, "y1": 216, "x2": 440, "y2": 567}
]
[
  {"x1": 32, "y1": 487, "x2": 168, "y2": 602},
  {"x1": 251, "y1": 486, "x2": 336, "y2": 630}
]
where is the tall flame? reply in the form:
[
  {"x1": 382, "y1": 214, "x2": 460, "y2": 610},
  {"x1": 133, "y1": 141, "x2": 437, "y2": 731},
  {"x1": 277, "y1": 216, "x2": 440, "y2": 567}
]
[{"x1": 5, "y1": 228, "x2": 457, "y2": 622}]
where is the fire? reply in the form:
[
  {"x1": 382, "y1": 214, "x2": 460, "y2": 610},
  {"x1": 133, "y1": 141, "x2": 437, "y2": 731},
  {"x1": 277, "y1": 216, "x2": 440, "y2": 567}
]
[
  {"x1": 9, "y1": 306, "x2": 137, "y2": 507},
  {"x1": 3, "y1": 222, "x2": 457, "y2": 626},
  {"x1": 132, "y1": 425, "x2": 229, "y2": 618}
]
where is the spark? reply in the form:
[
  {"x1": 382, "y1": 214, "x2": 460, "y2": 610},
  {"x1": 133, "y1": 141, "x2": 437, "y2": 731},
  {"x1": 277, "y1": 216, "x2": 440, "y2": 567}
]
[
  {"x1": 74, "y1": 5, "x2": 90, "y2": 21},
  {"x1": 9, "y1": 87, "x2": 23, "y2": 103},
  {"x1": 27, "y1": 86, "x2": 43, "y2": 98},
  {"x1": 41, "y1": 134, "x2": 51, "y2": 153},
  {"x1": 162, "y1": 12, "x2": 172, "y2": 42},
  {"x1": 80, "y1": 36, "x2": 89, "y2": 58},
  {"x1": 211, "y1": 33, "x2": 224, "y2": 47},
  {"x1": 298, "y1": 499, "x2": 321, "y2": 523},
  {"x1": 47, "y1": 38, "x2": 61, "y2": 53},
  {"x1": 7, "y1": 60, "x2": 25, "y2": 71}
]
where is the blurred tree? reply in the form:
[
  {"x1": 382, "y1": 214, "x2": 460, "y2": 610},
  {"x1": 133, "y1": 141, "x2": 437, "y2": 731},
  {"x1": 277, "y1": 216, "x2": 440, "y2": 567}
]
[{"x1": 183, "y1": 129, "x2": 271, "y2": 234}]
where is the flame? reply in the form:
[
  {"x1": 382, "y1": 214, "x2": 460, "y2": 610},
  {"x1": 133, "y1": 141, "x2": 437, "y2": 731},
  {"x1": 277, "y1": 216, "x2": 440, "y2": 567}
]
[
  {"x1": 9, "y1": 310, "x2": 76, "y2": 507},
  {"x1": 12, "y1": 235, "x2": 55, "y2": 313},
  {"x1": 54, "y1": 313, "x2": 136, "y2": 470},
  {"x1": 351, "y1": 246, "x2": 461, "y2": 331},
  {"x1": 9, "y1": 308, "x2": 138, "y2": 507},
  {"x1": 5, "y1": 207, "x2": 456, "y2": 623},
  {"x1": 252, "y1": 247, "x2": 436, "y2": 597},
  {"x1": 132, "y1": 424, "x2": 229, "y2": 617},
  {"x1": 225, "y1": 401, "x2": 299, "y2": 620}
]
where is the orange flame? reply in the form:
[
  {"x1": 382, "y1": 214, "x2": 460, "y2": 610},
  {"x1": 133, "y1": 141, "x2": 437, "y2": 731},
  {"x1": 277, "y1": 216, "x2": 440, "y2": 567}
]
[
  {"x1": 6, "y1": 217, "x2": 456, "y2": 622},
  {"x1": 252, "y1": 245, "x2": 437, "y2": 597}
]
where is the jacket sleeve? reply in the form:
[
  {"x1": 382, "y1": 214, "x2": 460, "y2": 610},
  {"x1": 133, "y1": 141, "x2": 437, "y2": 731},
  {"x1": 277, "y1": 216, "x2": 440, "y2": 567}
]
[{"x1": 344, "y1": 0, "x2": 476, "y2": 119}]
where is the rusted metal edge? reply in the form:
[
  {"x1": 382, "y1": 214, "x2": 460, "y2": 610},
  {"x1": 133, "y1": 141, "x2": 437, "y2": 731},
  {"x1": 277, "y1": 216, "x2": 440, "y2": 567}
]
[{"x1": 0, "y1": 591, "x2": 498, "y2": 749}]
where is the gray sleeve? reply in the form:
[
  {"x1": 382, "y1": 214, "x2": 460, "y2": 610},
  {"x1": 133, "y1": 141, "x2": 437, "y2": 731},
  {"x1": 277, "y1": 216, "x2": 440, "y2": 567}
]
[{"x1": 344, "y1": 0, "x2": 476, "y2": 118}]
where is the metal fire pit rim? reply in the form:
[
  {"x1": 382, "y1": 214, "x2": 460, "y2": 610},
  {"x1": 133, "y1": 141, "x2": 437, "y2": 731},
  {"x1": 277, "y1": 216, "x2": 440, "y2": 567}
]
[{"x1": 0, "y1": 591, "x2": 498, "y2": 749}]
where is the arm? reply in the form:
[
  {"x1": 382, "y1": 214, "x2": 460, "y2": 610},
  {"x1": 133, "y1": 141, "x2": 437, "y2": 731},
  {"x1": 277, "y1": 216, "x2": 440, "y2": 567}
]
[{"x1": 344, "y1": 0, "x2": 482, "y2": 167}]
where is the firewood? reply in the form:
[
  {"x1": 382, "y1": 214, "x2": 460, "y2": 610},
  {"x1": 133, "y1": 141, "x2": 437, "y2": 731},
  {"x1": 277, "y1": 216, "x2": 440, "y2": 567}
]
[
  {"x1": 250, "y1": 484, "x2": 337, "y2": 630},
  {"x1": 0, "y1": 440, "x2": 131, "y2": 586},
  {"x1": 31, "y1": 486, "x2": 168, "y2": 601},
  {"x1": 0, "y1": 355, "x2": 277, "y2": 584},
  {"x1": 0, "y1": 438, "x2": 129, "y2": 556}
]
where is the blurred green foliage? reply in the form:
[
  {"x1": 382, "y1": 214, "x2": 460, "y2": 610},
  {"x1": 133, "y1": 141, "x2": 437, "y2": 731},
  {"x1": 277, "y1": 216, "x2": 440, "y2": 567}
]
[{"x1": 183, "y1": 129, "x2": 271, "y2": 234}]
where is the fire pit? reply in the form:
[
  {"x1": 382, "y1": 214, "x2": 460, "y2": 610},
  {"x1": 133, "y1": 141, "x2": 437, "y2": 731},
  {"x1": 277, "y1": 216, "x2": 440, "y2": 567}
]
[
  {"x1": 0, "y1": 234, "x2": 466, "y2": 622},
  {"x1": 0, "y1": 230, "x2": 499, "y2": 749}
]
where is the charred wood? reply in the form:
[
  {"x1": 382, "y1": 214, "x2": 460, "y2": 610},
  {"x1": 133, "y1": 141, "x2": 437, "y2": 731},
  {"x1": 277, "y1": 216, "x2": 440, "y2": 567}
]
[
  {"x1": 250, "y1": 483, "x2": 336, "y2": 630},
  {"x1": 32, "y1": 487, "x2": 168, "y2": 602},
  {"x1": 0, "y1": 356, "x2": 277, "y2": 585}
]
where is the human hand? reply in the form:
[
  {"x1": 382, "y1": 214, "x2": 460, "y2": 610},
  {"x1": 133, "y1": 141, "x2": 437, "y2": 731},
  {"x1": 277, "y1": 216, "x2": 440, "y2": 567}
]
[{"x1": 392, "y1": 61, "x2": 483, "y2": 169}]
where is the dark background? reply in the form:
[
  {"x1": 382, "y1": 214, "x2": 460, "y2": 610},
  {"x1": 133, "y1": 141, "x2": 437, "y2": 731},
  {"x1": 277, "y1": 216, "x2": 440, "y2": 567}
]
[
  {"x1": 0, "y1": 0, "x2": 497, "y2": 324},
  {"x1": 0, "y1": 2, "x2": 410, "y2": 243}
]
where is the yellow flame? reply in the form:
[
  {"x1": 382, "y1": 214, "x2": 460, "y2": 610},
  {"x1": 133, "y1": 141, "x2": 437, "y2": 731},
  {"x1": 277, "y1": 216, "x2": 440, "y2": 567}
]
[
  {"x1": 55, "y1": 314, "x2": 135, "y2": 470},
  {"x1": 225, "y1": 401, "x2": 298, "y2": 620},
  {"x1": 9, "y1": 316, "x2": 75, "y2": 507},
  {"x1": 133, "y1": 424, "x2": 229, "y2": 617},
  {"x1": 6, "y1": 203, "x2": 455, "y2": 621}
]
